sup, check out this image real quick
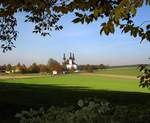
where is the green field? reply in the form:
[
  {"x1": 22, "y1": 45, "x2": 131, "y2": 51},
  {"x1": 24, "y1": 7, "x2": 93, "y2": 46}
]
[
  {"x1": 0, "y1": 74, "x2": 148, "y2": 93},
  {"x1": 0, "y1": 67, "x2": 150, "y2": 123},
  {"x1": 96, "y1": 67, "x2": 140, "y2": 76}
]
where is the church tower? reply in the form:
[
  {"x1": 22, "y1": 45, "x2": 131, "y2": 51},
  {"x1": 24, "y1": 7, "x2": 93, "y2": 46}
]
[
  {"x1": 69, "y1": 52, "x2": 73, "y2": 65},
  {"x1": 63, "y1": 53, "x2": 78, "y2": 70},
  {"x1": 69, "y1": 52, "x2": 72, "y2": 59},
  {"x1": 63, "y1": 53, "x2": 66, "y2": 61},
  {"x1": 72, "y1": 53, "x2": 75, "y2": 62}
]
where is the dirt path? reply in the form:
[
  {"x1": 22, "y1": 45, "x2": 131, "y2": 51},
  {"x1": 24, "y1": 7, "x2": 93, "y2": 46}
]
[
  {"x1": 0, "y1": 74, "x2": 46, "y2": 80},
  {"x1": 80, "y1": 73, "x2": 138, "y2": 80}
]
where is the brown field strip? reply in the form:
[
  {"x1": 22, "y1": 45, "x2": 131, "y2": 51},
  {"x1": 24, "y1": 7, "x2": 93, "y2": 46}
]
[
  {"x1": 80, "y1": 73, "x2": 138, "y2": 80},
  {"x1": 0, "y1": 74, "x2": 47, "y2": 80},
  {"x1": 0, "y1": 73, "x2": 138, "y2": 80}
]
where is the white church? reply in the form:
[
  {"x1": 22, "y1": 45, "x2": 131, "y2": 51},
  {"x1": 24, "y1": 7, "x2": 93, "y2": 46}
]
[{"x1": 63, "y1": 53, "x2": 78, "y2": 70}]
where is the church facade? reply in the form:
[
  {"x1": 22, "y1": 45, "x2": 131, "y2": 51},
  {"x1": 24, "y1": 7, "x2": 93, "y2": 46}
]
[{"x1": 63, "y1": 53, "x2": 77, "y2": 70}]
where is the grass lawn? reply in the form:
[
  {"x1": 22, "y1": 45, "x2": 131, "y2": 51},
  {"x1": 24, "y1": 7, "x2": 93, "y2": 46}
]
[
  {"x1": 96, "y1": 67, "x2": 140, "y2": 76},
  {"x1": 0, "y1": 73, "x2": 150, "y2": 123},
  {"x1": 0, "y1": 74, "x2": 149, "y2": 93}
]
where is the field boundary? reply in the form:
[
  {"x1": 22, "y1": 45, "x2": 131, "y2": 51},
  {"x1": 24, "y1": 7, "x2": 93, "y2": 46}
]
[
  {"x1": 80, "y1": 73, "x2": 138, "y2": 80},
  {"x1": 0, "y1": 73, "x2": 138, "y2": 80},
  {"x1": 0, "y1": 74, "x2": 47, "y2": 80}
]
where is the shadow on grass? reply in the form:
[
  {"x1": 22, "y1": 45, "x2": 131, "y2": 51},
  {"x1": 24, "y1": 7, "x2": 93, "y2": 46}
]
[{"x1": 0, "y1": 82, "x2": 150, "y2": 123}]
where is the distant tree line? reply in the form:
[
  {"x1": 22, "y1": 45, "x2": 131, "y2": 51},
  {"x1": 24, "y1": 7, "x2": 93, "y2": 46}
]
[
  {"x1": 0, "y1": 58, "x2": 63, "y2": 74},
  {"x1": 78, "y1": 64, "x2": 108, "y2": 73},
  {"x1": 110, "y1": 64, "x2": 140, "y2": 68},
  {"x1": 0, "y1": 59, "x2": 108, "y2": 74}
]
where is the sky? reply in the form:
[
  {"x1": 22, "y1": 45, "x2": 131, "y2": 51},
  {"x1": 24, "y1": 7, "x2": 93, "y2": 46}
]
[{"x1": 0, "y1": 5, "x2": 150, "y2": 66}]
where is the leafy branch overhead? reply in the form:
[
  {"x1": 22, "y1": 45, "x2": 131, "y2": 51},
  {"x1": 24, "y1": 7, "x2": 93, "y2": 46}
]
[
  {"x1": 0, "y1": 0, "x2": 150, "y2": 51},
  {"x1": 138, "y1": 64, "x2": 150, "y2": 88}
]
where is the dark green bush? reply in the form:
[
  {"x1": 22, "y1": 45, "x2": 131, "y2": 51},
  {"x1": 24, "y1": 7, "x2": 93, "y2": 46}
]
[{"x1": 16, "y1": 99, "x2": 150, "y2": 123}]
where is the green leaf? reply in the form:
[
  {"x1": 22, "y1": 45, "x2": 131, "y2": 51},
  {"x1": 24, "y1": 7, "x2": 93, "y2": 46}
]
[
  {"x1": 100, "y1": 29, "x2": 103, "y2": 35},
  {"x1": 132, "y1": 30, "x2": 137, "y2": 37},
  {"x1": 101, "y1": 22, "x2": 106, "y2": 26},
  {"x1": 93, "y1": 8, "x2": 102, "y2": 17},
  {"x1": 146, "y1": 24, "x2": 150, "y2": 30},
  {"x1": 123, "y1": 26, "x2": 130, "y2": 33},
  {"x1": 47, "y1": 9, "x2": 51, "y2": 14},
  {"x1": 75, "y1": 12, "x2": 83, "y2": 17},
  {"x1": 72, "y1": 18, "x2": 81, "y2": 23},
  {"x1": 77, "y1": 100, "x2": 84, "y2": 107},
  {"x1": 141, "y1": 34, "x2": 146, "y2": 42},
  {"x1": 131, "y1": 7, "x2": 136, "y2": 16},
  {"x1": 103, "y1": 26, "x2": 109, "y2": 35}
]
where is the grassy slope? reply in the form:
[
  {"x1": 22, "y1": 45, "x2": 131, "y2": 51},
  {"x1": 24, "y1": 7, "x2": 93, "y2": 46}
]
[
  {"x1": 0, "y1": 73, "x2": 150, "y2": 123},
  {"x1": 96, "y1": 67, "x2": 140, "y2": 76},
  {"x1": 0, "y1": 74, "x2": 149, "y2": 93}
]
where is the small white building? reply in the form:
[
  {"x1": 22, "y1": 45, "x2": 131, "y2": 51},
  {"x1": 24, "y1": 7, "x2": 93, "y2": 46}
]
[{"x1": 52, "y1": 70, "x2": 58, "y2": 75}]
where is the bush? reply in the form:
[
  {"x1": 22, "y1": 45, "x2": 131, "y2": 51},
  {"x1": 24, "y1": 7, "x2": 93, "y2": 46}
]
[{"x1": 16, "y1": 99, "x2": 150, "y2": 123}]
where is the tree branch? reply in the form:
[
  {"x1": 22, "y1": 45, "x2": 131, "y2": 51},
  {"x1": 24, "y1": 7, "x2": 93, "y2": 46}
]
[{"x1": 139, "y1": 20, "x2": 150, "y2": 27}]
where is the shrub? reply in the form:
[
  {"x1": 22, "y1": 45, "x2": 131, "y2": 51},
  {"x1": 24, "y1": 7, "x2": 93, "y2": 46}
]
[{"x1": 16, "y1": 99, "x2": 150, "y2": 123}]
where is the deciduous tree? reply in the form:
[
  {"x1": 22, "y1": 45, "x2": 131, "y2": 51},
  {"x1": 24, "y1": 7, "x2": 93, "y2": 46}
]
[
  {"x1": 29, "y1": 63, "x2": 40, "y2": 73},
  {"x1": 84, "y1": 64, "x2": 93, "y2": 73},
  {"x1": 47, "y1": 58, "x2": 63, "y2": 73},
  {"x1": 38, "y1": 64, "x2": 48, "y2": 73},
  {"x1": 0, "y1": 0, "x2": 150, "y2": 52},
  {"x1": 138, "y1": 63, "x2": 150, "y2": 88},
  {"x1": 6, "y1": 64, "x2": 12, "y2": 72}
]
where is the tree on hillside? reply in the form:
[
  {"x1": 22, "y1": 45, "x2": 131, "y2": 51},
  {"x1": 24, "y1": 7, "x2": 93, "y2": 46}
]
[
  {"x1": 0, "y1": 64, "x2": 6, "y2": 73},
  {"x1": 20, "y1": 64, "x2": 28, "y2": 73},
  {"x1": 0, "y1": 0, "x2": 150, "y2": 52},
  {"x1": 14, "y1": 62, "x2": 22, "y2": 73},
  {"x1": 48, "y1": 58, "x2": 59, "y2": 66},
  {"x1": 6, "y1": 64, "x2": 12, "y2": 72},
  {"x1": 99, "y1": 64, "x2": 106, "y2": 70},
  {"x1": 47, "y1": 58, "x2": 63, "y2": 73},
  {"x1": 29, "y1": 63, "x2": 40, "y2": 73},
  {"x1": 16, "y1": 62, "x2": 21, "y2": 67},
  {"x1": 84, "y1": 64, "x2": 93, "y2": 73},
  {"x1": 0, "y1": 0, "x2": 150, "y2": 87},
  {"x1": 38, "y1": 64, "x2": 49, "y2": 73}
]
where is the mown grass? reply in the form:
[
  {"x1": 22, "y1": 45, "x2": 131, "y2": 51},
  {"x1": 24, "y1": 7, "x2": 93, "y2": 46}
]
[
  {"x1": 96, "y1": 67, "x2": 140, "y2": 76},
  {"x1": 0, "y1": 74, "x2": 148, "y2": 93},
  {"x1": 0, "y1": 72, "x2": 150, "y2": 123}
]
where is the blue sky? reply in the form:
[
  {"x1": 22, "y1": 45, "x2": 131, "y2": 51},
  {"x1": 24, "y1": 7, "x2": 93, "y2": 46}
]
[{"x1": 0, "y1": 5, "x2": 150, "y2": 66}]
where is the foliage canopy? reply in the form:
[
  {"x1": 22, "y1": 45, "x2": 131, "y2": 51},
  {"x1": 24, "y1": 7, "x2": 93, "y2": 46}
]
[
  {"x1": 0, "y1": 0, "x2": 150, "y2": 88},
  {"x1": 0, "y1": 0, "x2": 150, "y2": 51},
  {"x1": 138, "y1": 64, "x2": 150, "y2": 88}
]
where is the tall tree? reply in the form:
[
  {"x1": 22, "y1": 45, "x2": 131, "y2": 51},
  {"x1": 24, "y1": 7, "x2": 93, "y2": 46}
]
[
  {"x1": 6, "y1": 64, "x2": 12, "y2": 72},
  {"x1": 0, "y1": 0, "x2": 150, "y2": 88},
  {"x1": 16, "y1": 62, "x2": 21, "y2": 68},
  {"x1": 0, "y1": 64, "x2": 6, "y2": 73},
  {"x1": 99, "y1": 64, "x2": 106, "y2": 70},
  {"x1": 47, "y1": 58, "x2": 63, "y2": 73},
  {"x1": 38, "y1": 64, "x2": 48, "y2": 73},
  {"x1": 29, "y1": 63, "x2": 40, "y2": 73},
  {"x1": 84, "y1": 64, "x2": 93, "y2": 73},
  {"x1": 20, "y1": 64, "x2": 28, "y2": 73}
]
